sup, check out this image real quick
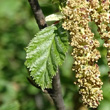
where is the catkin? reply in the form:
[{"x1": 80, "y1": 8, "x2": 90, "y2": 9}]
[
  {"x1": 89, "y1": 0, "x2": 110, "y2": 76},
  {"x1": 62, "y1": 0, "x2": 103, "y2": 108}
]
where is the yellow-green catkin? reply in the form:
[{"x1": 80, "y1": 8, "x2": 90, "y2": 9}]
[
  {"x1": 62, "y1": 0, "x2": 103, "y2": 108},
  {"x1": 89, "y1": 0, "x2": 110, "y2": 76}
]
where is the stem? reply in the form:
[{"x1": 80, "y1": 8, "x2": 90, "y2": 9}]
[
  {"x1": 48, "y1": 72, "x2": 65, "y2": 110},
  {"x1": 28, "y1": 0, "x2": 47, "y2": 29},
  {"x1": 27, "y1": 0, "x2": 65, "y2": 110}
]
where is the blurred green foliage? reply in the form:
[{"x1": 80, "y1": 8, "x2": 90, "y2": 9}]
[{"x1": 0, "y1": 0, "x2": 110, "y2": 110}]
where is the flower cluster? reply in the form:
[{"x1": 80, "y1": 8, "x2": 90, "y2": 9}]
[
  {"x1": 62, "y1": 0, "x2": 103, "y2": 108},
  {"x1": 89, "y1": 0, "x2": 110, "y2": 76}
]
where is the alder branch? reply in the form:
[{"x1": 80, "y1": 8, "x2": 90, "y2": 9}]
[
  {"x1": 28, "y1": 0, "x2": 47, "y2": 29},
  {"x1": 47, "y1": 71, "x2": 65, "y2": 110},
  {"x1": 27, "y1": 0, "x2": 65, "y2": 110}
]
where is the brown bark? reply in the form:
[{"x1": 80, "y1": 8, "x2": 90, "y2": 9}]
[{"x1": 28, "y1": 0, "x2": 47, "y2": 29}]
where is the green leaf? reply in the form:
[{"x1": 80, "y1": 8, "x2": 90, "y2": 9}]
[{"x1": 25, "y1": 25, "x2": 68, "y2": 90}]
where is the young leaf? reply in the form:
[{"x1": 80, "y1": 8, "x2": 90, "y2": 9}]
[
  {"x1": 45, "y1": 12, "x2": 63, "y2": 22},
  {"x1": 25, "y1": 25, "x2": 68, "y2": 90}
]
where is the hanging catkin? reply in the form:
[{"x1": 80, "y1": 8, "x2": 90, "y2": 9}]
[{"x1": 62, "y1": 0, "x2": 103, "y2": 108}]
